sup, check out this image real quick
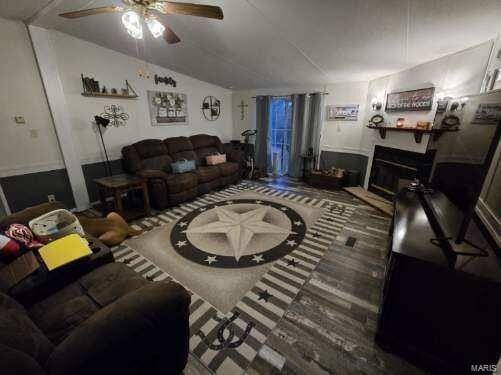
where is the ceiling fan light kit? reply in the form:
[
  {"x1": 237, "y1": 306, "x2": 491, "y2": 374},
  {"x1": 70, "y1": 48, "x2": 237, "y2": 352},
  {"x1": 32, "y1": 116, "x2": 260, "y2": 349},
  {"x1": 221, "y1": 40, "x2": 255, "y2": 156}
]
[
  {"x1": 145, "y1": 17, "x2": 166, "y2": 38},
  {"x1": 122, "y1": 11, "x2": 143, "y2": 39},
  {"x1": 59, "y1": 1, "x2": 224, "y2": 45}
]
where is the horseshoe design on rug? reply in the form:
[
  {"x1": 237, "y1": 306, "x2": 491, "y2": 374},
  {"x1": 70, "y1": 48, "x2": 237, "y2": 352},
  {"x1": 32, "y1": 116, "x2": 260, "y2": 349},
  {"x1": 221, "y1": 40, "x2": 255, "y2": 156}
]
[{"x1": 197, "y1": 311, "x2": 255, "y2": 350}]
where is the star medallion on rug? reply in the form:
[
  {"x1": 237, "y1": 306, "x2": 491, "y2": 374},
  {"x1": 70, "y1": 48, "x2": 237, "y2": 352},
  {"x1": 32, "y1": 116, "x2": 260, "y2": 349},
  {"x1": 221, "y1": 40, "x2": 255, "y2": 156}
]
[{"x1": 170, "y1": 199, "x2": 306, "y2": 268}]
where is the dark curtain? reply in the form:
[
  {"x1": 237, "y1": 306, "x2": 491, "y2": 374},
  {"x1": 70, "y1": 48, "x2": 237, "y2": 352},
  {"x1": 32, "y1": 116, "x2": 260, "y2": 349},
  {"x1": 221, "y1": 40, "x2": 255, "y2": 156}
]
[
  {"x1": 255, "y1": 96, "x2": 270, "y2": 171},
  {"x1": 306, "y1": 92, "x2": 324, "y2": 165},
  {"x1": 288, "y1": 94, "x2": 307, "y2": 178}
]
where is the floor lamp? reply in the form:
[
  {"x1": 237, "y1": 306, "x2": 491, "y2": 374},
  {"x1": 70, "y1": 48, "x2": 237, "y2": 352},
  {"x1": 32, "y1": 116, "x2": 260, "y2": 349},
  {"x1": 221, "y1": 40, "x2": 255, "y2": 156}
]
[{"x1": 94, "y1": 116, "x2": 112, "y2": 177}]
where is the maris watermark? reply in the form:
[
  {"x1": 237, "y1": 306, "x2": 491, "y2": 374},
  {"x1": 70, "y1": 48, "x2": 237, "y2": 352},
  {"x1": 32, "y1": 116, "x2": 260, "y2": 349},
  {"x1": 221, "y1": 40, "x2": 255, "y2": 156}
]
[{"x1": 471, "y1": 364, "x2": 497, "y2": 372}]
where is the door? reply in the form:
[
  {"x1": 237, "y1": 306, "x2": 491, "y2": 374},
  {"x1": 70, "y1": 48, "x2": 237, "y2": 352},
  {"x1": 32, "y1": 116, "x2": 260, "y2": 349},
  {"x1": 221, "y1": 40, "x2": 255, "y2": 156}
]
[{"x1": 269, "y1": 97, "x2": 293, "y2": 175}]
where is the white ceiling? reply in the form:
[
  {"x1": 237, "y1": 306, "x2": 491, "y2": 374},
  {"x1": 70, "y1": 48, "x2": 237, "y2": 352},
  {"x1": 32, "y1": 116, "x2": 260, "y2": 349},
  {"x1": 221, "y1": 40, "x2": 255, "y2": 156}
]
[{"x1": 2, "y1": 0, "x2": 501, "y2": 90}]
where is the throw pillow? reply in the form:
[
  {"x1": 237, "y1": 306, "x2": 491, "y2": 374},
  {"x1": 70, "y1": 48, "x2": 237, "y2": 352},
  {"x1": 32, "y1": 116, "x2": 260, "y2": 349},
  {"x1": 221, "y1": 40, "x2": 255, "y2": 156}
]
[
  {"x1": 5, "y1": 224, "x2": 43, "y2": 249},
  {"x1": 206, "y1": 153, "x2": 226, "y2": 166},
  {"x1": 0, "y1": 234, "x2": 20, "y2": 258},
  {"x1": 171, "y1": 159, "x2": 196, "y2": 174}
]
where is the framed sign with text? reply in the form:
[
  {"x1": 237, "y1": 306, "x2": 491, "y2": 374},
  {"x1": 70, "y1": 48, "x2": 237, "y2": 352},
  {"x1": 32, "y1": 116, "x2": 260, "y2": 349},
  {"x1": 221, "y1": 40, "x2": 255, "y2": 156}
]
[{"x1": 385, "y1": 87, "x2": 435, "y2": 112}]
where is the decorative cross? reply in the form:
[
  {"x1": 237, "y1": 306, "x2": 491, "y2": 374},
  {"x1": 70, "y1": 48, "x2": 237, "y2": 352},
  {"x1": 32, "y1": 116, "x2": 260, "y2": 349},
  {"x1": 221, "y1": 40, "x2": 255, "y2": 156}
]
[{"x1": 237, "y1": 100, "x2": 248, "y2": 120}]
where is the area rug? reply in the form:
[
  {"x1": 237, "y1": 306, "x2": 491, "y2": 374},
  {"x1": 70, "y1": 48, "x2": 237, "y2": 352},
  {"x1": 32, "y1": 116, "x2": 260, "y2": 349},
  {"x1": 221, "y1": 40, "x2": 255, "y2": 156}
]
[
  {"x1": 111, "y1": 182, "x2": 355, "y2": 375},
  {"x1": 125, "y1": 191, "x2": 323, "y2": 313}
]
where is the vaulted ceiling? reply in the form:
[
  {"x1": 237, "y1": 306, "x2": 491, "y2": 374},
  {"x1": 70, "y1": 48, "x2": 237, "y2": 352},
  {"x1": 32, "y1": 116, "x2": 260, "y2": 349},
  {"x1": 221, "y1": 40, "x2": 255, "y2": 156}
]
[{"x1": 2, "y1": 0, "x2": 501, "y2": 89}]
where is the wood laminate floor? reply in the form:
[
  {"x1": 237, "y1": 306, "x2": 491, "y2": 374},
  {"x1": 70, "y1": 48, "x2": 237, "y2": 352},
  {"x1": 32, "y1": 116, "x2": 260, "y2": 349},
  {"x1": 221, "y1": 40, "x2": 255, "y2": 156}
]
[{"x1": 244, "y1": 177, "x2": 422, "y2": 374}]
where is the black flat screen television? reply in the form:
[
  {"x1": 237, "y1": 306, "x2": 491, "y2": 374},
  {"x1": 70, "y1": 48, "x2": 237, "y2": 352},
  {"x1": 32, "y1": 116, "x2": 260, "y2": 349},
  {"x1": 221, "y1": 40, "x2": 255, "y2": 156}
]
[{"x1": 427, "y1": 92, "x2": 501, "y2": 244}]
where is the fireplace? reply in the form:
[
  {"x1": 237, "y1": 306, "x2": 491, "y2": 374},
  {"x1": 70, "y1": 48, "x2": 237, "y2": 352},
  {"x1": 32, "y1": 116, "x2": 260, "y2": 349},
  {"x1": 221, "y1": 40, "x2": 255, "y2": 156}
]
[{"x1": 368, "y1": 146, "x2": 435, "y2": 200}]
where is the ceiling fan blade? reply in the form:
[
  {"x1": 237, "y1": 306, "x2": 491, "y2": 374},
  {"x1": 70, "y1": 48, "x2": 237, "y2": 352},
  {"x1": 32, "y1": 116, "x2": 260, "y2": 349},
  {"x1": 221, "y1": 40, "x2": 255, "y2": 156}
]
[
  {"x1": 164, "y1": 25, "x2": 181, "y2": 44},
  {"x1": 59, "y1": 6, "x2": 122, "y2": 19},
  {"x1": 156, "y1": 2, "x2": 224, "y2": 20}
]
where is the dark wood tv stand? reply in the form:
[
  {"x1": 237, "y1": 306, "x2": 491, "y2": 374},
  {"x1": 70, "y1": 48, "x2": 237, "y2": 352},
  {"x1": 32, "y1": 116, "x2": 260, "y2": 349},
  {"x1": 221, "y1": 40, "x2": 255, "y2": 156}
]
[{"x1": 377, "y1": 190, "x2": 501, "y2": 374}]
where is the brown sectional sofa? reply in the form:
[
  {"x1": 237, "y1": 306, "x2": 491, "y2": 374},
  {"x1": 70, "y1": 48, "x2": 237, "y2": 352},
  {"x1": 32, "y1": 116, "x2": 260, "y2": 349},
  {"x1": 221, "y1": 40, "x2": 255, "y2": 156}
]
[{"x1": 122, "y1": 134, "x2": 243, "y2": 209}]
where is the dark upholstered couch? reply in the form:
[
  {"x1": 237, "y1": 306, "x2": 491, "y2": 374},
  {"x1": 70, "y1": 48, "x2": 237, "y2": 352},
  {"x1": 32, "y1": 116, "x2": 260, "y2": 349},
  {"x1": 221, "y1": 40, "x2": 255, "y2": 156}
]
[
  {"x1": 0, "y1": 264, "x2": 190, "y2": 375},
  {"x1": 122, "y1": 134, "x2": 243, "y2": 209},
  {"x1": 0, "y1": 204, "x2": 191, "y2": 375}
]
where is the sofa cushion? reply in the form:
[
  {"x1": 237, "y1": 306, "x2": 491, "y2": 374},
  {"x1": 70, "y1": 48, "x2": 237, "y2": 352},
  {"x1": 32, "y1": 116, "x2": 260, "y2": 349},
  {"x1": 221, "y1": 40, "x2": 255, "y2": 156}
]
[
  {"x1": 190, "y1": 135, "x2": 224, "y2": 166},
  {"x1": 164, "y1": 136, "x2": 193, "y2": 155},
  {"x1": 29, "y1": 263, "x2": 148, "y2": 345},
  {"x1": 189, "y1": 134, "x2": 223, "y2": 152},
  {"x1": 165, "y1": 137, "x2": 202, "y2": 166},
  {"x1": 194, "y1": 166, "x2": 221, "y2": 183},
  {"x1": 78, "y1": 262, "x2": 148, "y2": 307},
  {"x1": 134, "y1": 139, "x2": 169, "y2": 159},
  {"x1": 217, "y1": 162, "x2": 239, "y2": 177},
  {"x1": 141, "y1": 155, "x2": 173, "y2": 172},
  {"x1": 122, "y1": 140, "x2": 171, "y2": 174},
  {"x1": 0, "y1": 293, "x2": 54, "y2": 365},
  {"x1": 0, "y1": 344, "x2": 46, "y2": 375},
  {"x1": 121, "y1": 145, "x2": 142, "y2": 173},
  {"x1": 164, "y1": 173, "x2": 198, "y2": 194}
]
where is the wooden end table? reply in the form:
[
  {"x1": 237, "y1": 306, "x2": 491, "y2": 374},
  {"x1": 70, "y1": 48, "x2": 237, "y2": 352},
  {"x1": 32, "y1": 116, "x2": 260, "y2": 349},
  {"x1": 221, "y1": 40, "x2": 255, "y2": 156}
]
[{"x1": 94, "y1": 174, "x2": 150, "y2": 220}]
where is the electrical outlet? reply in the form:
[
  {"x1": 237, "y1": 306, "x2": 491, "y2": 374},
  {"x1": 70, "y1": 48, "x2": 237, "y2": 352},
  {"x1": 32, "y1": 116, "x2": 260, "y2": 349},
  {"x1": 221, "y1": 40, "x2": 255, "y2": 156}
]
[
  {"x1": 14, "y1": 116, "x2": 26, "y2": 124},
  {"x1": 48, "y1": 194, "x2": 56, "y2": 203}
]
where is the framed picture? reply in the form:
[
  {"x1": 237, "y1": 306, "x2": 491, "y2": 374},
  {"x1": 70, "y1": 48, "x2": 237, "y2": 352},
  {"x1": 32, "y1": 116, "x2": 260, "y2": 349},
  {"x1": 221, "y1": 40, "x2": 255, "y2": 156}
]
[
  {"x1": 385, "y1": 87, "x2": 435, "y2": 112},
  {"x1": 436, "y1": 100, "x2": 449, "y2": 113},
  {"x1": 490, "y1": 69, "x2": 501, "y2": 91},
  {"x1": 326, "y1": 104, "x2": 359, "y2": 121},
  {"x1": 148, "y1": 90, "x2": 188, "y2": 126},
  {"x1": 472, "y1": 103, "x2": 501, "y2": 125}
]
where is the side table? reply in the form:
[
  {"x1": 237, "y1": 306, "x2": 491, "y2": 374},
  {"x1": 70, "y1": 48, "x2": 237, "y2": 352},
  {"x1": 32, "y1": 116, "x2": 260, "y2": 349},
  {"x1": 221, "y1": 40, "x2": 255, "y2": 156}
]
[{"x1": 94, "y1": 174, "x2": 150, "y2": 220}]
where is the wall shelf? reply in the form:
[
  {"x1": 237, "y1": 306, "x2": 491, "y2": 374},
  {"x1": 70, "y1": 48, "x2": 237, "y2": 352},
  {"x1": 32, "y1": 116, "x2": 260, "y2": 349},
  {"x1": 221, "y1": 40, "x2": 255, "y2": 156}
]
[
  {"x1": 81, "y1": 92, "x2": 138, "y2": 99},
  {"x1": 81, "y1": 76, "x2": 138, "y2": 99},
  {"x1": 367, "y1": 125, "x2": 459, "y2": 144}
]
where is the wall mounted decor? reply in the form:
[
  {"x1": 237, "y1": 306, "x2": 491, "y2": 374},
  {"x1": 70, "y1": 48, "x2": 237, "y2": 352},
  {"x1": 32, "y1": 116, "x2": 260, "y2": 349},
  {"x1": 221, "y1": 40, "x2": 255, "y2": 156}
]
[
  {"x1": 81, "y1": 75, "x2": 138, "y2": 99},
  {"x1": 326, "y1": 104, "x2": 359, "y2": 121},
  {"x1": 202, "y1": 96, "x2": 221, "y2": 121},
  {"x1": 369, "y1": 114, "x2": 385, "y2": 127},
  {"x1": 138, "y1": 69, "x2": 151, "y2": 79},
  {"x1": 436, "y1": 99, "x2": 449, "y2": 113},
  {"x1": 148, "y1": 90, "x2": 188, "y2": 126},
  {"x1": 385, "y1": 87, "x2": 435, "y2": 112},
  {"x1": 154, "y1": 74, "x2": 177, "y2": 87},
  {"x1": 371, "y1": 98, "x2": 383, "y2": 111},
  {"x1": 472, "y1": 103, "x2": 501, "y2": 125},
  {"x1": 490, "y1": 69, "x2": 501, "y2": 91},
  {"x1": 440, "y1": 115, "x2": 461, "y2": 130},
  {"x1": 237, "y1": 100, "x2": 249, "y2": 120},
  {"x1": 100, "y1": 105, "x2": 130, "y2": 127}
]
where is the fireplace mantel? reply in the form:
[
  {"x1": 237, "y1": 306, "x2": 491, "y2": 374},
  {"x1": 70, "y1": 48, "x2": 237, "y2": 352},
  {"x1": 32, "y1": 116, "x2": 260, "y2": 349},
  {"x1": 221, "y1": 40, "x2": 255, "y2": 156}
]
[{"x1": 367, "y1": 125, "x2": 459, "y2": 144}]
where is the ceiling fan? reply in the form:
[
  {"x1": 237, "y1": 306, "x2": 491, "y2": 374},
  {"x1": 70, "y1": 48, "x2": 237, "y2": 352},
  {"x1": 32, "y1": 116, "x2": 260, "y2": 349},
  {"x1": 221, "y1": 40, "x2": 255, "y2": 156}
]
[{"x1": 59, "y1": 0, "x2": 224, "y2": 44}]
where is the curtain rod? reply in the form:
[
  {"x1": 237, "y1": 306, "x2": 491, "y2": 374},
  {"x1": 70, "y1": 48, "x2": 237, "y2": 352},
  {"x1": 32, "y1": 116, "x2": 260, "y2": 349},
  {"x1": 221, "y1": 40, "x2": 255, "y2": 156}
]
[{"x1": 251, "y1": 92, "x2": 329, "y2": 99}]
